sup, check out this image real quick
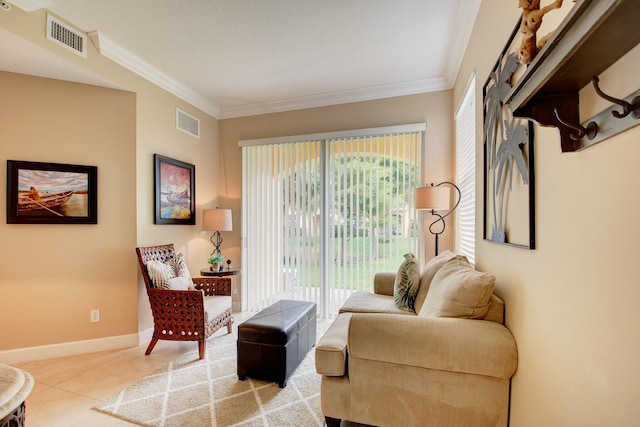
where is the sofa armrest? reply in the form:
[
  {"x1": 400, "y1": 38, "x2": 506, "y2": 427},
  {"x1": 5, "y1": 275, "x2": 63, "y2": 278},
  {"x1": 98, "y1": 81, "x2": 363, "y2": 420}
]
[
  {"x1": 348, "y1": 313, "x2": 518, "y2": 379},
  {"x1": 316, "y1": 313, "x2": 352, "y2": 376},
  {"x1": 373, "y1": 272, "x2": 396, "y2": 296}
]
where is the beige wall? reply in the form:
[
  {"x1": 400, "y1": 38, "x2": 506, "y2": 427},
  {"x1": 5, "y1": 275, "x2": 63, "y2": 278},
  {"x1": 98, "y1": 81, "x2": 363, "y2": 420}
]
[
  {"x1": 219, "y1": 91, "x2": 455, "y2": 264},
  {"x1": 0, "y1": 71, "x2": 137, "y2": 349},
  {"x1": 0, "y1": 7, "x2": 221, "y2": 358},
  {"x1": 454, "y1": 1, "x2": 640, "y2": 426}
]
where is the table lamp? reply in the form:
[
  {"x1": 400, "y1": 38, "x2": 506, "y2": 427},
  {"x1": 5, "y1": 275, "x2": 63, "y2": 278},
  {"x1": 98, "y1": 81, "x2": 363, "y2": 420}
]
[{"x1": 203, "y1": 208, "x2": 233, "y2": 257}]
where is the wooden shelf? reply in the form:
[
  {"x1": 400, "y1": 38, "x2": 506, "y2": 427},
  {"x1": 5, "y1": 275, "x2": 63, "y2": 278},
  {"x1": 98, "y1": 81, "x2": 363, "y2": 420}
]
[{"x1": 505, "y1": 0, "x2": 640, "y2": 152}]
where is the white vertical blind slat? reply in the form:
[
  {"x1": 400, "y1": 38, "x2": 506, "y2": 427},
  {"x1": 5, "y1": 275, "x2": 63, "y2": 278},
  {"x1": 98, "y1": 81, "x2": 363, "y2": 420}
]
[{"x1": 455, "y1": 76, "x2": 476, "y2": 265}]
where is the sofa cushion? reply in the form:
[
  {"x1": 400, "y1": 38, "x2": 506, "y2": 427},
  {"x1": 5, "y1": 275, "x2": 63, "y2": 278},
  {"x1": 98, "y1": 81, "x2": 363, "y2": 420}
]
[
  {"x1": 414, "y1": 250, "x2": 469, "y2": 314},
  {"x1": 393, "y1": 253, "x2": 420, "y2": 312},
  {"x1": 339, "y1": 291, "x2": 413, "y2": 315},
  {"x1": 348, "y1": 313, "x2": 518, "y2": 379},
  {"x1": 419, "y1": 258, "x2": 495, "y2": 319}
]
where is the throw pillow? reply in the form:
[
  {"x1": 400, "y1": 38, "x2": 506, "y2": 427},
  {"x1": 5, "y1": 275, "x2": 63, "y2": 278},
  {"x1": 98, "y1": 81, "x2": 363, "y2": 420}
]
[
  {"x1": 146, "y1": 253, "x2": 194, "y2": 290},
  {"x1": 414, "y1": 250, "x2": 469, "y2": 314},
  {"x1": 166, "y1": 276, "x2": 192, "y2": 291},
  {"x1": 393, "y1": 253, "x2": 421, "y2": 312},
  {"x1": 419, "y1": 258, "x2": 495, "y2": 319},
  {"x1": 172, "y1": 253, "x2": 194, "y2": 285},
  {"x1": 146, "y1": 260, "x2": 175, "y2": 290}
]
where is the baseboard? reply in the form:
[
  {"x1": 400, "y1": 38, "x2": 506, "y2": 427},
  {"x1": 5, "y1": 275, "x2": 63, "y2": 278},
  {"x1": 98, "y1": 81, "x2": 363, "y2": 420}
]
[
  {"x1": 0, "y1": 333, "x2": 140, "y2": 365},
  {"x1": 138, "y1": 327, "x2": 153, "y2": 346}
]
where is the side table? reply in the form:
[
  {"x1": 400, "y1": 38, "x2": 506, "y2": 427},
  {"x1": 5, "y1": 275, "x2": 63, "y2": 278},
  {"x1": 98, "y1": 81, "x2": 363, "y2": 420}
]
[{"x1": 200, "y1": 268, "x2": 241, "y2": 312}]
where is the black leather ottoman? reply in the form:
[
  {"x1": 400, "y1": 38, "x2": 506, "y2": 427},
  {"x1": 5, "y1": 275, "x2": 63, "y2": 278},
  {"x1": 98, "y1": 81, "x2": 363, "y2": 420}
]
[{"x1": 237, "y1": 300, "x2": 316, "y2": 387}]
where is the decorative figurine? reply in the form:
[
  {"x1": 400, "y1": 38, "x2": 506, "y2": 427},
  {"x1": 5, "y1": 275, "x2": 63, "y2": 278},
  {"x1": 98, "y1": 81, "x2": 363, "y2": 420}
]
[{"x1": 517, "y1": 0, "x2": 564, "y2": 65}]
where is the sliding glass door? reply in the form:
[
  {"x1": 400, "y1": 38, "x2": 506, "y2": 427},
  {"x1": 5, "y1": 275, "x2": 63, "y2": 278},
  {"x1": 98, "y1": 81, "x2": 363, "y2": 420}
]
[{"x1": 241, "y1": 125, "x2": 424, "y2": 317}]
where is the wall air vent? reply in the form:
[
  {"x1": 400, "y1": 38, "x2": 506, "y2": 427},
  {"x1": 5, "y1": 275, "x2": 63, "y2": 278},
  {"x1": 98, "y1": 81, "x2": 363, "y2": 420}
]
[
  {"x1": 176, "y1": 108, "x2": 200, "y2": 138},
  {"x1": 46, "y1": 14, "x2": 87, "y2": 58}
]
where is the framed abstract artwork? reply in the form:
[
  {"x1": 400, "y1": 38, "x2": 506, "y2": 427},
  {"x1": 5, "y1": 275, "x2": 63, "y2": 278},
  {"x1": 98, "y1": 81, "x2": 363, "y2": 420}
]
[
  {"x1": 482, "y1": 22, "x2": 535, "y2": 249},
  {"x1": 154, "y1": 154, "x2": 195, "y2": 225},
  {"x1": 6, "y1": 160, "x2": 98, "y2": 224}
]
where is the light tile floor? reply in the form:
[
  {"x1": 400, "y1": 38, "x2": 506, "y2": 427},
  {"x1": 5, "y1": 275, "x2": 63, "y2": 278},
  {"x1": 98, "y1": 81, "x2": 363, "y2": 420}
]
[{"x1": 14, "y1": 312, "x2": 255, "y2": 427}]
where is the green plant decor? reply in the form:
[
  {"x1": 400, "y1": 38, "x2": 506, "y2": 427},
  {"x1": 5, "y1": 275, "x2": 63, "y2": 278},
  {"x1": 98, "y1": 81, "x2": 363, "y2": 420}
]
[{"x1": 208, "y1": 253, "x2": 224, "y2": 265}]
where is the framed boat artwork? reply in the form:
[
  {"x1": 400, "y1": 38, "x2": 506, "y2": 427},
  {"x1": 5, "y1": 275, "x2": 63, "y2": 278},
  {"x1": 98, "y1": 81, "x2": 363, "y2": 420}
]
[
  {"x1": 6, "y1": 160, "x2": 98, "y2": 224},
  {"x1": 154, "y1": 154, "x2": 196, "y2": 225}
]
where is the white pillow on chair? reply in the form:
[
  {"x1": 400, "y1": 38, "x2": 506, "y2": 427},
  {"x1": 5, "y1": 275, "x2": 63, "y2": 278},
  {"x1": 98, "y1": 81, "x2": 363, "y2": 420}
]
[
  {"x1": 166, "y1": 276, "x2": 193, "y2": 291},
  {"x1": 146, "y1": 260, "x2": 175, "y2": 289},
  {"x1": 146, "y1": 253, "x2": 194, "y2": 290}
]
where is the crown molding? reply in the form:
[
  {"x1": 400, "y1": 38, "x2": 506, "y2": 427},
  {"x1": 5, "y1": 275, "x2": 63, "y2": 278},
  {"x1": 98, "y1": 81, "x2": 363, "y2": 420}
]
[
  {"x1": 443, "y1": 0, "x2": 481, "y2": 87},
  {"x1": 219, "y1": 76, "x2": 450, "y2": 119},
  {"x1": 89, "y1": 30, "x2": 221, "y2": 119},
  {"x1": 7, "y1": 0, "x2": 49, "y2": 12},
  {"x1": 9, "y1": 1, "x2": 472, "y2": 120}
]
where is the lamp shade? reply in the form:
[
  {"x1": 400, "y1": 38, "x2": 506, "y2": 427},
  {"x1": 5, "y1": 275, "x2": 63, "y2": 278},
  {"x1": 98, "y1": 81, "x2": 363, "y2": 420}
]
[
  {"x1": 415, "y1": 186, "x2": 450, "y2": 211},
  {"x1": 203, "y1": 208, "x2": 233, "y2": 231}
]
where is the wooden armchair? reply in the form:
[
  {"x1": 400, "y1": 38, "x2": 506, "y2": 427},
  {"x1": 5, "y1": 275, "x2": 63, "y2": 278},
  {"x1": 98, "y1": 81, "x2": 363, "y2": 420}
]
[{"x1": 136, "y1": 244, "x2": 233, "y2": 359}]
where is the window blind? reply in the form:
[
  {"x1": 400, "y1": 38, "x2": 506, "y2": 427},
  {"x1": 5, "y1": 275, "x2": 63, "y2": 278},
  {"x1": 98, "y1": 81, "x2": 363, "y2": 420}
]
[
  {"x1": 455, "y1": 75, "x2": 476, "y2": 265},
  {"x1": 241, "y1": 125, "x2": 424, "y2": 317}
]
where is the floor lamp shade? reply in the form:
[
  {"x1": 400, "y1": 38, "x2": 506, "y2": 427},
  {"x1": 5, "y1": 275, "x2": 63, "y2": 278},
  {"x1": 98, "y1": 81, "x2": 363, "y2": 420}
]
[
  {"x1": 203, "y1": 209, "x2": 233, "y2": 232},
  {"x1": 415, "y1": 182, "x2": 461, "y2": 257},
  {"x1": 415, "y1": 186, "x2": 451, "y2": 211}
]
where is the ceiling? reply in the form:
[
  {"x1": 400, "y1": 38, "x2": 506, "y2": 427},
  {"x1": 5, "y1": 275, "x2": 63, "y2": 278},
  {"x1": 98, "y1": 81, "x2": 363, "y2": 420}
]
[{"x1": 2, "y1": 0, "x2": 480, "y2": 119}]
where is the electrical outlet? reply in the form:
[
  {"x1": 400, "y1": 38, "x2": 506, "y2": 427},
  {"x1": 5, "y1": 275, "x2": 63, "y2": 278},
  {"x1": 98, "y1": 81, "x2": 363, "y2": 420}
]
[{"x1": 91, "y1": 309, "x2": 100, "y2": 323}]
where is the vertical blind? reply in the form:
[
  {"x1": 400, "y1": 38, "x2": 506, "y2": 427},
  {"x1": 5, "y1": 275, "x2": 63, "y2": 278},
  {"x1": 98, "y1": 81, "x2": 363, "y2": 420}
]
[
  {"x1": 241, "y1": 125, "x2": 424, "y2": 317},
  {"x1": 455, "y1": 74, "x2": 476, "y2": 265}
]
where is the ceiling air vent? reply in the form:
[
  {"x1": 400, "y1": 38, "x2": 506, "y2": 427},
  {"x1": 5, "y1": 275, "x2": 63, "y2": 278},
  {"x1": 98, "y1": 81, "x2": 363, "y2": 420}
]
[
  {"x1": 46, "y1": 14, "x2": 87, "y2": 58},
  {"x1": 176, "y1": 108, "x2": 200, "y2": 138}
]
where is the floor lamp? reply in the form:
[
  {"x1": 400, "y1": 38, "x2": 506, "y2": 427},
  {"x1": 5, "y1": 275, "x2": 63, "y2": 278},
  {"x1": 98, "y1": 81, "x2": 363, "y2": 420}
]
[
  {"x1": 203, "y1": 208, "x2": 233, "y2": 257},
  {"x1": 415, "y1": 182, "x2": 461, "y2": 256}
]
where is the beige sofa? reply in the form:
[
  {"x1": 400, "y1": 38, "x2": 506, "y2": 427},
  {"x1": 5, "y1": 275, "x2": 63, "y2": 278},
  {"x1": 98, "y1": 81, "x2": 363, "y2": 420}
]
[{"x1": 315, "y1": 251, "x2": 518, "y2": 427}]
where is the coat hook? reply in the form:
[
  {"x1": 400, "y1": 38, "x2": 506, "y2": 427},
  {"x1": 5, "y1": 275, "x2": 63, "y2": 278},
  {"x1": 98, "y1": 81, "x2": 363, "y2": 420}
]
[
  {"x1": 591, "y1": 76, "x2": 640, "y2": 119},
  {"x1": 553, "y1": 108, "x2": 598, "y2": 141}
]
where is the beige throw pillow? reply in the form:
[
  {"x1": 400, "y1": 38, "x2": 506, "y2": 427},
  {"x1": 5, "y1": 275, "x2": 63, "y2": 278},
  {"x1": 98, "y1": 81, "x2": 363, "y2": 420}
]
[
  {"x1": 393, "y1": 253, "x2": 420, "y2": 313},
  {"x1": 419, "y1": 258, "x2": 495, "y2": 319},
  {"x1": 172, "y1": 253, "x2": 193, "y2": 284},
  {"x1": 414, "y1": 251, "x2": 469, "y2": 314}
]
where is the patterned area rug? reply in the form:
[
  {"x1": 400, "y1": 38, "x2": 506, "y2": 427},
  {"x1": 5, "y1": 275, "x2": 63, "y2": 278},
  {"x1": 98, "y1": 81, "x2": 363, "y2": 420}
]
[{"x1": 94, "y1": 320, "x2": 330, "y2": 427}]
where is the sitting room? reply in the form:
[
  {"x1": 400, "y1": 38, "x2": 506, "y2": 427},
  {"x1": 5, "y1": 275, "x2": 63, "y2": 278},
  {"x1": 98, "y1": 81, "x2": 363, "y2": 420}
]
[{"x1": 1, "y1": 1, "x2": 639, "y2": 426}]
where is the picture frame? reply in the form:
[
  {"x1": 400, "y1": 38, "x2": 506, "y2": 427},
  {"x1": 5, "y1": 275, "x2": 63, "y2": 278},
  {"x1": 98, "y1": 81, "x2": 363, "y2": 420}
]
[
  {"x1": 154, "y1": 154, "x2": 195, "y2": 225},
  {"x1": 482, "y1": 20, "x2": 536, "y2": 249},
  {"x1": 6, "y1": 160, "x2": 98, "y2": 224}
]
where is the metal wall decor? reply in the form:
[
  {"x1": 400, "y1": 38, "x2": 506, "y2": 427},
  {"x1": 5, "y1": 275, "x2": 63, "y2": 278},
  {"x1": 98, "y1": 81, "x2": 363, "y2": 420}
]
[{"x1": 483, "y1": 22, "x2": 535, "y2": 249}]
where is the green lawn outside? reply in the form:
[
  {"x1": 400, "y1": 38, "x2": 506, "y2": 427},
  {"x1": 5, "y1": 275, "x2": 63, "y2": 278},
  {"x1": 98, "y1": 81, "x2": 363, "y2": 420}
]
[{"x1": 283, "y1": 236, "x2": 416, "y2": 291}]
